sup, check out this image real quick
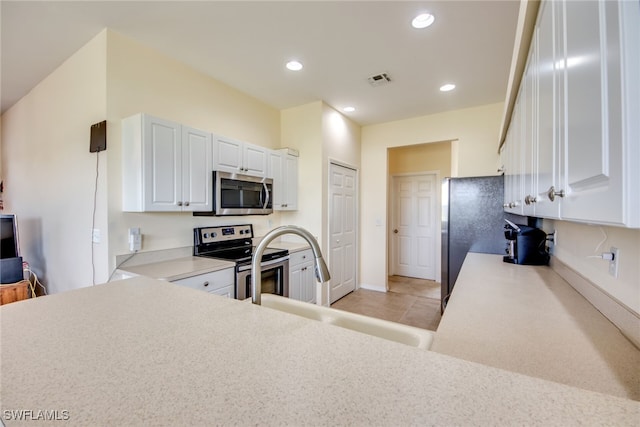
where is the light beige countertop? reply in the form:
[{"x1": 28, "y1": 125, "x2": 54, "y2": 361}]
[
  {"x1": 432, "y1": 252, "x2": 640, "y2": 401},
  {"x1": 1, "y1": 276, "x2": 639, "y2": 426},
  {"x1": 117, "y1": 256, "x2": 235, "y2": 281}
]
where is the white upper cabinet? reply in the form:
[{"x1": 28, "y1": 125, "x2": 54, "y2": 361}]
[
  {"x1": 503, "y1": 0, "x2": 639, "y2": 228},
  {"x1": 534, "y1": 0, "x2": 562, "y2": 219},
  {"x1": 558, "y1": 0, "x2": 638, "y2": 227},
  {"x1": 122, "y1": 114, "x2": 212, "y2": 212},
  {"x1": 522, "y1": 44, "x2": 538, "y2": 218},
  {"x1": 214, "y1": 135, "x2": 267, "y2": 178},
  {"x1": 504, "y1": 85, "x2": 524, "y2": 216},
  {"x1": 268, "y1": 149, "x2": 299, "y2": 211}
]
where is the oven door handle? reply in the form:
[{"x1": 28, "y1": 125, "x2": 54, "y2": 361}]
[{"x1": 237, "y1": 256, "x2": 289, "y2": 272}]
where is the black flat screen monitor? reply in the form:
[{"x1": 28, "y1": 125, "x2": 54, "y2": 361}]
[{"x1": 0, "y1": 214, "x2": 20, "y2": 259}]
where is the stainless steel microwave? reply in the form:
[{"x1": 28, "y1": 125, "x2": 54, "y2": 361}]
[{"x1": 195, "y1": 171, "x2": 273, "y2": 216}]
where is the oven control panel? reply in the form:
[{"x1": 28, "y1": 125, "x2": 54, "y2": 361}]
[{"x1": 196, "y1": 224, "x2": 254, "y2": 244}]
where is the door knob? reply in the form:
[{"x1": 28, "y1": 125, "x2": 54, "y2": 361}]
[{"x1": 393, "y1": 229, "x2": 398, "y2": 234}]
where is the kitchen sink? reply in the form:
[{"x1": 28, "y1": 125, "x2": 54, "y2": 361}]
[{"x1": 260, "y1": 294, "x2": 435, "y2": 350}]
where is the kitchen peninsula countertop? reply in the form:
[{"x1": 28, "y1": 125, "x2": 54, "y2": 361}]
[
  {"x1": 1, "y1": 276, "x2": 638, "y2": 425},
  {"x1": 258, "y1": 239, "x2": 311, "y2": 253},
  {"x1": 117, "y1": 256, "x2": 235, "y2": 281},
  {"x1": 432, "y1": 253, "x2": 640, "y2": 401}
]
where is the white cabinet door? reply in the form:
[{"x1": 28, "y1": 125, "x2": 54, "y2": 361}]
[
  {"x1": 243, "y1": 144, "x2": 267, "y2": 177},
  {"x1": 182, "y1": 126, "x2": 213, "y2": 212},
  {"x1": 269, "y1": 150, "x2": 299, "y2": 211},
  {"x1": 289, "y1": 249, "x2": 314, "y2": 303},
  {"x1": 534, "y1": 0, "x2": 562, "y2": 219},
  {"x1": 283, "y1": 154, "x2": 299, "y2": 210},
  {"x1": 559, "y1": 0, "x2": 625, "y2": 225},
  {"x1": 143, "y1": 116, "x2": 182, "y2": 212},
  {"x1": 213, "y1": 135, "x2": 243, "y2": 173},
  {"x1": 522, "y1": 46, "x2": 538, "y2": 217},
  {"x1": 172, "y1": 268, "x2": 235, "y2": 298},
  {"x1": 504, "y1": 88, "x2": 524, "y2": 215},
  {"x1": 268, "y1": 151, "x2": 284, "y2": 209}
]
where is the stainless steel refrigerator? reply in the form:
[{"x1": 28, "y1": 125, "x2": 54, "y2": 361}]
[{"x1": 441, "y1": 175, "x2": 509, "y2": 311}]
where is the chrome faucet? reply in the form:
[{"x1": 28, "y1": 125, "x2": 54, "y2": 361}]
[{"x1": 251, "y1": 225, "x2": 330, "y2": 305}]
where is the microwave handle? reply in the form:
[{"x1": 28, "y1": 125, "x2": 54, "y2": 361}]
[{"x1": 262, "y1": 182, "x2": 270, "y2": 209}]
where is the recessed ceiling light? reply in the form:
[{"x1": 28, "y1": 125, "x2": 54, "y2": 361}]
[
  {"x1": 286, "y1": 60, "x2": 303, "y2": 71},
  {"x1": 343, "y1": 106, "x2": 355, "y2": 113},
  {"x1": 440, "y1": 83, "x2": 456, "y2": 92},
  {"x1": 412, "y1": 13, "x2": 435, "y2": 29}
]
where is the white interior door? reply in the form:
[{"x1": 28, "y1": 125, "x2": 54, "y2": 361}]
[
  {"x1": 329, "y1": 163, "x2": 357, "y2": 303},
  {"x1": 392, "y1": 174, "x2": 436, "y2": 280}
]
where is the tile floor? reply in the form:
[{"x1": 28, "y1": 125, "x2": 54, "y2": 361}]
[{"x1": 330, "y1": 276, "x2": 442, "y2": 331}]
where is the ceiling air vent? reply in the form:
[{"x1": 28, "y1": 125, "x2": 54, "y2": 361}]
[{"x1": 367, "y1": 72, "x2": 392, "y2": 87}]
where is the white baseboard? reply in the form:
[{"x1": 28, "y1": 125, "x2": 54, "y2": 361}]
[
  {"x1": 358, "y1": 283, "x2": 387, "y2": 293},
  {"x1": 550, "y1": 257, "x2": 640, "y2": 349}
]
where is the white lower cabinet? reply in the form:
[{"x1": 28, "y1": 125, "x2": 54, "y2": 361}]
[
  {"x1": 172, "y1": 268, "x2": 235, "y2": 299},
  {"x1": 288, "y1": 249, "x2": 315, "y2": 304}
]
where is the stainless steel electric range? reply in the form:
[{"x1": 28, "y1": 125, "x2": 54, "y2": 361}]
[{"x1": 193, "y1": 224, "x2": 289, "y2": 300}]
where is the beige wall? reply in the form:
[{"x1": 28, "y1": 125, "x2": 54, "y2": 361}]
[
  {"x1": 360, "y1": 103, "x2": 503, "y2": 289},
  {"x1": 544, "y1": 220, "x2": 640, "y2": 315},
  {"x1": 388, "y1": 141, "x2": 452, "y2": 176},
  {"x1": 280, "y1": 102, "x2": 323, "y2": 238},
  {"x1": 0, "y1": 31, "x2": 108, "y2": 294},
  {"x1": 280, "y1": 102, "x2": 361, "y2": 305},
  {"x1": 321, "y1": 103, "x2": 361, "y2": 250}
]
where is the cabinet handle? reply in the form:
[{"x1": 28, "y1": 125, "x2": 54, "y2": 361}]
[
  {"x1": 203, "y1": 281, "x2": 209, "y2": 287},
  {"x1": 177, "y1": 201, "x2": 183, "y2": 206},
  {"x1": 184, "y1": 201, "x2": 190, "y2": 207},
  {"x1": 524, "y1": 195, "x2": 537, "y2": 205},
  {"x1": 547, "y1": 186, "x2": 565, "y2": 202}
]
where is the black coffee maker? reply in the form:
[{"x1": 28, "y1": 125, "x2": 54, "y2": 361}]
[{"x1": 503, "y1": 219, "x2": 550, "y2": 265}]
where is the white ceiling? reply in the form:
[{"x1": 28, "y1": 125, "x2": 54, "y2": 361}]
[{"x1": 1, "y1": 1, "x2": 520, "y2": 125}]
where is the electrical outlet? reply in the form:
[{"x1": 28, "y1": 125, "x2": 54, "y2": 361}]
[
  {"x1": 129, "y1": 227, "x2": 142, "y2": 252},
  {"x1": 608, "y1": 247, "x2": 619, "y2": 278},
  {"x1": 92, "y1": 228, "x2": 101, "y2": 243}
]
